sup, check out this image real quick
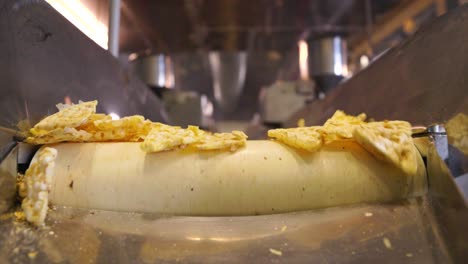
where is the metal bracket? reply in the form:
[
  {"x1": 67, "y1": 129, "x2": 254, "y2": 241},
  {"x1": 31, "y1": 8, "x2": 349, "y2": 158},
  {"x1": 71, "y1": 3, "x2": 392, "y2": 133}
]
[
  {"x1": 427, "y1": 124, "x2": 449, "y2": 162},
  {"x1": 413, "y1": 124, "x2": 468, "y2": 180},
  {"x1": 413, "y1": 124, "x2": 448, "y2": 161}
]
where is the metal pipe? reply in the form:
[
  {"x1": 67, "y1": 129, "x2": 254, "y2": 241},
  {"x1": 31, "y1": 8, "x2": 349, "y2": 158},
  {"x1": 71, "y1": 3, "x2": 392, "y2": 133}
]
[
  {"x1": 108, "y1": 0, "x2": 121, "y2": 57},
  {"x1": 309, "y1": 36, "x2": 348, "y2": 76},
  {"x1": 308, "y1": 36, "x2": 348, "y2": 94},
  {"x1": 209, "y1": 51, "x2": 248, "y2": 113},
  {"x1": 365, "y1": 0, "x2": 373, "y2": 57},
  {"x1": 133, "y1": 54, "x2": 175, "y2": 88},
  {"x1": 351, "y1": 0, "x2": 434, "y2": 60}
]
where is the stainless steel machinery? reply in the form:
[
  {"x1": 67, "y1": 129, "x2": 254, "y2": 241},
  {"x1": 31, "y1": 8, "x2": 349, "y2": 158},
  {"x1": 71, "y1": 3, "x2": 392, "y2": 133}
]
[{"x1": 0, "y1": 128, "x2": 466, "y2": 263}]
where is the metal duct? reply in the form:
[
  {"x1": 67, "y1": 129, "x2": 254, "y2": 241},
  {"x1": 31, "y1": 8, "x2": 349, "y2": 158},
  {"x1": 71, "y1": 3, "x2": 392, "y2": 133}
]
[
  {"x1": 108, "y1": 0, "x2": 121, "y2": 57},
  {"x1": 132, "y1": 54, "x2": 175, "y2": 89},
  {"x1": 208, "y1": 51, "x2": 248, "y2": 113},
  {"x1": 308, "y1": 36, "x2": 348, "y2": 94}
]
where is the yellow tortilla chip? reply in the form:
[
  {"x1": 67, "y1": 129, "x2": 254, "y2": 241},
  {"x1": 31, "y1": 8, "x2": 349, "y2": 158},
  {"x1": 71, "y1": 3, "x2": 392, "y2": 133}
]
[
  {"x1": 84, "y1": 115, "x2": 153, "y2": 142},
  {"x1": 353, "y1": 121, "x2": 418, "y2": 174},
  {"x1": 27, "y1": 100, "x2": 248, "y2": 153},
  {"x1": 93, "y1": 115, "x2": 146, "y2": 130},
  {"x1": 141, "y1": 125, "x2": 247, "y2": 153},
  {"x1": 268, "y1": 110, "x2": 418, "y2": 174},
  {"x1": 21, "y1": 147, "x2": 57, "y2": 226},
  {"x1": 73, "y1": 113, "x2": 111, "y2": 132},
  {"x1": 324, "y1": 110, "x2": 367, "y2": 125},
  {"x1": 297, "y1": 118, "x2": 305, "y2": 127},
  {"x1": 89, "y1": 113, "x2": 113, "y2": 122},
  {"x1": 33, "y1": 100, "x2": 97, "y2": 131},
  {"x1": 268, "y1": 127, "x2": 323, "y2": 152},
  {"x1": 322, "y1": 110, "x2": 366, "y2": 141},
  {"x1": 140, "y1": 124, "x2": 199, "y2": 152},
  {"x1": 25, "y1": 127, "x2": 92, "y2": 144},
  {"x1": 194, "y1": 131, "x2": 248, "y2": 151},
  {"x1": 268, "y1": 110, "x2": 364, "y2": 150}
]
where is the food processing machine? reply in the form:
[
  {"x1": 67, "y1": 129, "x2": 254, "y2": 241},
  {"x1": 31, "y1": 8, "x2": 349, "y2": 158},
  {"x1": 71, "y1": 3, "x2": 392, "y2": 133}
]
[{"x1": 1, "y1": 1, "x2": 467, "y2": 263}]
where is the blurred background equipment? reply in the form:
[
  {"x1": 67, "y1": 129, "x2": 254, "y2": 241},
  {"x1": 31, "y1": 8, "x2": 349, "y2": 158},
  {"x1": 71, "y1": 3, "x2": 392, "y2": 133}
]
[
  {"x1": 260, "y1": 80, "x2": 315, "y2": 126},
  {"x1": 2, "y1": 0, "x2": 465, "y2": 137},
  {"x1": 208, "y1": 51, "x2": 248, "y2": 114},
  {"x1": 37, "y1": 0, "x2": 462, "y2": 131},
  {"x1": 132, "y1": 53, "x2": 205, "y2": 127},
  {"x1": 308, "y1": 35, "x2": 348, "y2": 94},
  {"x1": 132, "y1": 53, "x2": 175, "y2": 90}
]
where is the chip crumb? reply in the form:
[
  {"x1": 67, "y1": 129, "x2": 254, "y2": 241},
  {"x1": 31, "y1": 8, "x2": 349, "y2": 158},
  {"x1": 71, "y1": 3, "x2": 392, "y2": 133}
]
[
  {"x1": 14, "y1": 211, "x2": 25, "y2": 221},
  {"x1": 281, "y1": 225, "x2": 287, "y2": 232},
  {"x1": 297, "y1": 118, "x2": 305, "y2": 127},
  {"x1": 28, "y1": 251, "x2": 38, "y2": 259},
  {"x1": 383, "y1": 237, "x2": 392, "y2": 249},
  {"x1": 406, "y1": 253, "x2": 413, "y2": 257},
  {"x1": 364, "y1": 212, "x2": 373, "y2": 217},
  {"x1": 269, "y1": 248, "x2": 283, "y2": 256}
]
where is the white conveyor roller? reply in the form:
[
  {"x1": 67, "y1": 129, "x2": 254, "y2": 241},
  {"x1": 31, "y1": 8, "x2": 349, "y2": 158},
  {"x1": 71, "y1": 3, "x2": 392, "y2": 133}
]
[{"x1": 46, "y1": 140, "x2": 427, "y2": 215}]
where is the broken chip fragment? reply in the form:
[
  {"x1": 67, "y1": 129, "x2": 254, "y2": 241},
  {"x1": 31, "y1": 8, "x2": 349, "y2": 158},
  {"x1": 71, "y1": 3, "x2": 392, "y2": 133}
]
[
  {"x1": 25, "y1": 127, "x2": 92, "y2": 144},
  {"x1": 268, "y1": 127, "x2": 323, "y2": 152},
  {"x1": 27, "y1": 100, "x2": 248, "y2": 152},
  {"x1": 268, "y1": 111, "x2": 418, "y2": 174},
  {"x1": 322, "y1": 110, "x2": 367, "y2": 143},
  {"x1": 354, "y1": 121, "x2": 418, "y2": 175},
  {"x1": 86, "y1": 115, "x2": 153, "y2": 142},
  {"x1": 21, "y1": 147, "x2": 58, "y2": 226},
  {"x1": 194, "y1": 130, "x2": 248, "y2": 151},
  {"x1": 141, "y1": 124, "x2": 247, "y2": 152},
  {"x1": 33, "y1": 100, "x2": 97, "y2": 131},
  {"x1": 26, "y1": 100, "x2": 417, "y2": 174}
]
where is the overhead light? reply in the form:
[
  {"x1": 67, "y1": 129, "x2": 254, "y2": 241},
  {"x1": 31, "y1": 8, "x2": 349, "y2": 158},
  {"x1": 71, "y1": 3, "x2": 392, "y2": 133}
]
[
  {"x1": 128, "y1": 53, "x2": 138, "y2": 61},
  {"x1": 64, "y1": 96, "x2": 72, "y2": 105},
  {"x1": 360, "y1": 55, "x2": 370, "y2": 68},
  {"x1": 109, "y1": 112, "x2": 120, "y2": 120},
  {"x1": 186, "y1": 236, "x2": 202, "y2": 241},
  {"x1": 201, "y1": 95, "x2": 213, "y2": 117},
  {"x1": 45, "y1": 0, "x2": 108, "y2": 49},
  {"x1": 298, "y1": 40, "x2": 309, "y2": 80}
]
